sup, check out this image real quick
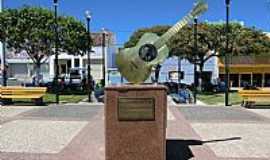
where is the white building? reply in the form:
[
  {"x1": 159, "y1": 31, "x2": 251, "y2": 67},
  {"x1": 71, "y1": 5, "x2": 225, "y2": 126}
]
[
  {"x1": 48, "y1": 46, "x2": 111, "y2": 83},
  {"x1": 2, "y1": 31, "x2": 116, "y2": 85}
]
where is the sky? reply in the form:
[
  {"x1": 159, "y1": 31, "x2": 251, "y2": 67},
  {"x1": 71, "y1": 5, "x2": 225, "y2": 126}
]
[{"x1": 2, "y1": 0, "x2": 270, "y2": 46}]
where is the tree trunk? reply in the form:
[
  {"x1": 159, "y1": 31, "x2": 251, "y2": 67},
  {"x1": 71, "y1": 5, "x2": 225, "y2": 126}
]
[
  {"x1": 34, "y1": 62, "x2": 41, "y2": 86},
  {"x1": 198, "y1": 63, "x2": 204, "y2": 92}
]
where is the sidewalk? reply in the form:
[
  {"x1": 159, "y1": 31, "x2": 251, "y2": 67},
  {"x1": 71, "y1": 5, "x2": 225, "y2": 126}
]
[{"x1": 0, "y1": 104, "x2": 269, "y2": 160}]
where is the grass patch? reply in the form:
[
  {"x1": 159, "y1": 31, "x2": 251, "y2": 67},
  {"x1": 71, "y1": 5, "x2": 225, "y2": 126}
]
[
  {"x1": 198, "y1": 92, "x2": 242, "y2": 105},
  {"x1": 9, "y1": 93, "x2": 88, "y2": 105},
  {"x1": 43, "y1": 94, "x2": 87, "y2": 104}
]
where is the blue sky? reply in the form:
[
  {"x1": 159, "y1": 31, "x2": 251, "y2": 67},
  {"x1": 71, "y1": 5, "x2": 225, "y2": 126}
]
[{"x1": 3, "y1": 0, "x2": 270, "y2": 46}]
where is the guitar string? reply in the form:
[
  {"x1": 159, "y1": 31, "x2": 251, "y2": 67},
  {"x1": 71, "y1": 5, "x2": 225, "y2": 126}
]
[
  {"x1": 154, "y1": 2, "x2": 207, "y2": 49},
  {"x1": 154, "y1": 13, "x2": 193, "y2": 49}
]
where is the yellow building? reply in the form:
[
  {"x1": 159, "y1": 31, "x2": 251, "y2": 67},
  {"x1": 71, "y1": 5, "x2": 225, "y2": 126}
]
[{"x1": 219, "y1": 55, "x2": 270, "y2": 88}]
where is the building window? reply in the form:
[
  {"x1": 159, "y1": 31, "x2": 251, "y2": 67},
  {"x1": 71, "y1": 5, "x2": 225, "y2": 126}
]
[
  {"x1": 67, "y1": 60, "x2": 71, "y2": 72},
  {"x1": 75, "y1": 59, "x2": 80, "y2": 67},
  {"x1": 61, "y1": 64, "x2": 66, "y2": 74},
  {"x1": 219, "y1": 74, "x2": 225, "y2": 81},
  {"x1": 253, "y1": 74, "x2": 262, "y2": 87},
  {"x1": 265, "y1": 74, "x2": 270, "y2": 87},
  {"x1": 241, "y1": 74, "x2": 251, "y2": 87},
  {"x1": 92, "y1": 59, "x2": 102, "y2": 64},
  {"x1": 169, "y1": 71, "x2": 184, "y2": 81},
  {"x1": 230, "y1": 74, "x2": 239, "y2": 87}
]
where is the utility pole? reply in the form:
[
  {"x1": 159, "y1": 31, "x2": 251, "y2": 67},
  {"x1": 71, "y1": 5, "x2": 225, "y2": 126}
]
[
  {"x1": 85, "y1": 10, "x2": 92, "y2": 102},
  {"x1": 193, "y1": 17, "x2": 198, "y2": 104},
  {"x1": 225, "y1": 0, "x2": 230, "y2": 106}
]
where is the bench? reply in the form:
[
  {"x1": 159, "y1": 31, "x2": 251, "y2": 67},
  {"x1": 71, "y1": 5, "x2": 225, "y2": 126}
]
[
  {"x1": 0, "y1": 86, "x2": 47, "y2": 105},
  {"x1": 238, "y1": 89, "x2": 270, "y2": 108}
]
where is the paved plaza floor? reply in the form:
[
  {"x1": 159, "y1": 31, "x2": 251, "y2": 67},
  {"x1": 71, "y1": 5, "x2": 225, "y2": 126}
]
[
  {"x1": 0, "y1": 104, "x2": 270, "y2": 160},
  {"x1": 179, "y1": 106, "x2": 270, "y2": 160}
]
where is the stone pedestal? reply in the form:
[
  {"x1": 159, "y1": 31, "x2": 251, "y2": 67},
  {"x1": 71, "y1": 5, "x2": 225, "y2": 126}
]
[{"x1": 105, "y1": 85, "x2": 167, "y2": 160}]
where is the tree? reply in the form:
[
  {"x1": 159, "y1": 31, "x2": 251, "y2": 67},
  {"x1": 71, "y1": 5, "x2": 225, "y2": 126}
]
[
  {"x1": 0, "y1": 7, "x2": 89, "y2": 85},
  {"x1": 124, "y1": 23, "x2": 270, "y2": 88}
]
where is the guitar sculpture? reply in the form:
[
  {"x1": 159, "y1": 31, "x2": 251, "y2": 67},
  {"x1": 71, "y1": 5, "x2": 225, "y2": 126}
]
[{"x1": 116, "y1": 1, "x2": 208, "y2": 83}]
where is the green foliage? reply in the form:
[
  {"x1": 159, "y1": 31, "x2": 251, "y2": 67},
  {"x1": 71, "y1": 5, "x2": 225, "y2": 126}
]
[
  {"x1": 124, "y1": 23, "x2": 270, "y2": 65},
  {"x1": 0, "y1": 6, "x2": 90, "y2": 85},
  {"x1": 124, "y1": 25, "x2": 170, "y2": 48},
  {"x1": 0, "y1": 6, "x2": 89, "y2": 64}
]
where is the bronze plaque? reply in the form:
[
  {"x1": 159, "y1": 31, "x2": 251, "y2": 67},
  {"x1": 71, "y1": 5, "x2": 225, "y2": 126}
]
[{"x1": 118, "y1": 97, "x2": 155, "y2": 121}]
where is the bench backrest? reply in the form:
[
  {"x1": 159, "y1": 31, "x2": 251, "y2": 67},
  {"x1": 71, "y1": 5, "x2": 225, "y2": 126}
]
[
  {"x1": 0, "y1": 86, "x2": 47, "y2": 97},
  {"x1": 238, "y1": 89, "x2": 270, "y2": 96}
]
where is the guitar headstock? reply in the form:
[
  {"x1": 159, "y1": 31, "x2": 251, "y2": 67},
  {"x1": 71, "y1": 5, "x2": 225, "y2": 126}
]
[{"x1": 190, "y1": 0, "x2": 208, "y2": 18}]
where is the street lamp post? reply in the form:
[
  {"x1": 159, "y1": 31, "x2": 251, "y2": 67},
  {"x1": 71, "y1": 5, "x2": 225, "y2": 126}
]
[
  {"x1": 225, "y1": 0, "x2": 230, "y2": 106},
  {"x1": 101, "y1": 28, "x2": 106, "y2": 87},
  {"x1": 1, "y1": 0, "x2": 7, "y2": 87},
  {"x1": 2, "y1": 42, "x2": 6, "y2": 86},
  {"x1": 193, "y1": 17, "x2": 198, "y2": 104},
  {"x1": 85, "y1": 10, "x2": 92, "y2": 102},
  {"x1": 178, "y1": 56, "x2": 181, "y2": 85},
  {"x1": 53, "y1": 0, "x2": 60, "y2": 104}
]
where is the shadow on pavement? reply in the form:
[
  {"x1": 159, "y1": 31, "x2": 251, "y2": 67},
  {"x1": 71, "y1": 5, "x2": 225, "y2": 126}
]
[
  {"x1": 167, "y1": 139, "x2": 194, "y2": 160},
  {"x1": 166, "y1": 137, "x2": 241, "y2": 160},
  {"x1": 247, "y1": 105, "x2": 270, "y2": 109}
]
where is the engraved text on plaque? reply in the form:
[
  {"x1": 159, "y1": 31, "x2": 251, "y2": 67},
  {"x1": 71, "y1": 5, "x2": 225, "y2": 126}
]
[{"x1": 118, "y1": 97, "x2": 155, "y2": 121}]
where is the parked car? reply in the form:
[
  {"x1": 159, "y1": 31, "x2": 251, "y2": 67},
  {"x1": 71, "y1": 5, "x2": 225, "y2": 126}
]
[
  {"x1": 66, "y1": 68, "x2": 87, "y2": 90},
  {"x1": 170, "y1": 86, "x2": 194, "y2": 104},
  {"x1": 162, "y1": 82, "x2": 179, "y2": 94},
  {"x1": 69, "y1": 68, "x2": 86, "y2": 79},
  {"x1": 162, "y1": 82, "x2": 192, "y2": 94}
]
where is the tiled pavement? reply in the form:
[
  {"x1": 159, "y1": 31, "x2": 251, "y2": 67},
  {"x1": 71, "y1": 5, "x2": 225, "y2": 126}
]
[
  {"x1": 0, "y1": 105, "x2": 104, "y2": 160},
  {"x1": 0, "y1": 104, "x2": 270, "y2": 160},
  {"x1": 178, "y1": 106, "x2": 270, "y2": 160}
]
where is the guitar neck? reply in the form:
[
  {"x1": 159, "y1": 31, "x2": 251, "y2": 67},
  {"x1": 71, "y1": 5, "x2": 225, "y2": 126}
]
[
  {"x1": 153, "y1": 13, "x2": 194, "y2": 49},
  {"x1": 153, "y1": 1, "x2": 208, "y2": 49}
]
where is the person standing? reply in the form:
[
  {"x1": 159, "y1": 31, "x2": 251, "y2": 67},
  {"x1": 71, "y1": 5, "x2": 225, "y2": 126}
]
[{"x1": 154, "y1": 64, "x2": 161, "y2": 83}]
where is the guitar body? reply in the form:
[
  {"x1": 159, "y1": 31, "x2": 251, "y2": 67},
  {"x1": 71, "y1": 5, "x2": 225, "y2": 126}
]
[{"x1": 116, "y1": 33, "x2": 169, "y2": 83}]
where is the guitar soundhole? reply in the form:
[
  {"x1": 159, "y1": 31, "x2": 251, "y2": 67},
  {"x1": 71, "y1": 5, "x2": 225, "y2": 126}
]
[{"x1": 138, "y1": 44, "x2": 157, "y2": 62}]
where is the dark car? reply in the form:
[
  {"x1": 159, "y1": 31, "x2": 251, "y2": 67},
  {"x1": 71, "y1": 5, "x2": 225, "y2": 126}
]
[{"x1": 163, "y1": 82, "x2": 179, "y2": 94}]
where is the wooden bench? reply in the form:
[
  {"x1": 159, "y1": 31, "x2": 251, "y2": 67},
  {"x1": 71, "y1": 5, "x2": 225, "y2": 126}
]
[
  {"x1": 0, "y1": 86, "x2": 47, "y2": 105},
  {"x1": 238, "y1": 89, "x2": 270, "y2": 108}
]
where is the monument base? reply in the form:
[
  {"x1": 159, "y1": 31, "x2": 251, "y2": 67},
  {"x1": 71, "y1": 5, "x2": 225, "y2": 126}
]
[{"x1": 105, "y1": 85, "x2": 167, "y2": 160}]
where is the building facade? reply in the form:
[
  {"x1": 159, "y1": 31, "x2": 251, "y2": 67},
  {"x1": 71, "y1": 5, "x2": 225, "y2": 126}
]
[
  {"x1": 159, "y1": 56, "x2": 219, "y2": 85},
  {"x1": 219, "y1": 55, "x2": 270, "y2": 88},
  {"x1": 107, "y1": 56, "x2": 220, "y2": 85},
  {"x1": 48, "y1": 46, "x2": 112, "y2": 83},
  {"x1": 1, "y1": 31, "x2": 116, "y2": 85}
]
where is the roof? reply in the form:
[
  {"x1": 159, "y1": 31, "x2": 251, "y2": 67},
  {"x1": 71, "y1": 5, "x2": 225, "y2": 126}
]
[{"x1": 219, "y1": 55, "x2": 270, "y2": 66}]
